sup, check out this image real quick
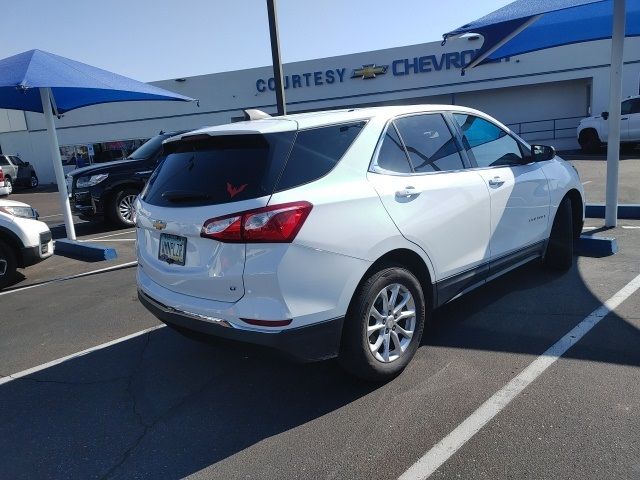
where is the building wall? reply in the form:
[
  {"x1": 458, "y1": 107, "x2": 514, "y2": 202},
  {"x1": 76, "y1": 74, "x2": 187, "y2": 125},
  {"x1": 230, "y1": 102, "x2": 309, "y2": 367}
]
[{"x1": 0, "y1": 36, "x2": 639, "y2": 184}]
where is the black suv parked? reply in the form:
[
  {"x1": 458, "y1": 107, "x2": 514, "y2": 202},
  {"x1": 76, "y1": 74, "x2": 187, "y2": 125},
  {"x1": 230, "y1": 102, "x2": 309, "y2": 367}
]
[{"x1": 67, "y1": 131, "x2": 186, "y2": 227}]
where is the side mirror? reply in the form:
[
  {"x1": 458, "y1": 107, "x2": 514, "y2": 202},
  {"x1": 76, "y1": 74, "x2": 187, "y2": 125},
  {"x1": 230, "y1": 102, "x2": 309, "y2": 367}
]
[
  {"x1": 531, "y1": 144, "x2": 556, "y2": 162},
  {"x1": 601, "y1": 111, "x2": 609, "y2": 120}
]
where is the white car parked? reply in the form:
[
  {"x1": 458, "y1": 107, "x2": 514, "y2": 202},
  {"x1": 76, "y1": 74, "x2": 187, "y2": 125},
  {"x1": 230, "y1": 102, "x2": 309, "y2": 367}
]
[
  {"x1": 136, "y1": 105, "x2": 585, "y2": 381},
  {"x1": 578, "y1": 95, "x2": 640, "y2": 153},
  {"x1": 0, "y1": 198, "x2": 54, "y2": 288}
]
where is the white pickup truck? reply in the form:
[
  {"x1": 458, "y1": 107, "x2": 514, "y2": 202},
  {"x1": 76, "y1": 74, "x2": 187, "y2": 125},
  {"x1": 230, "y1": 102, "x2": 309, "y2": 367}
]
[
  {"x1": 577, "y1": 95, "x2": 640, "y2": 153},
  {"x1": 0, "y1": 197, "x2": 54, "y2": 288}
]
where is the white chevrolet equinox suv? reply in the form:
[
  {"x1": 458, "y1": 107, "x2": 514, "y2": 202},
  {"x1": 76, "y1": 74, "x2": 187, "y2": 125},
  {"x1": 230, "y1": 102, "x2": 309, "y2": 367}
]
[{"x1": 136, "y1": 105, "x2": 585, "y2": 381}]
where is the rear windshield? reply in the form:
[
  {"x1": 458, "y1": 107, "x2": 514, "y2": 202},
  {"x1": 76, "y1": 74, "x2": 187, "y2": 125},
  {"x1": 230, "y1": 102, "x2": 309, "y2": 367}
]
[
  {"x1": 142, "y1": 121, "x2": 365, "y2": 207},
  {"x1": 142, "y1": 132, "x2": 296, "y2": 207}
]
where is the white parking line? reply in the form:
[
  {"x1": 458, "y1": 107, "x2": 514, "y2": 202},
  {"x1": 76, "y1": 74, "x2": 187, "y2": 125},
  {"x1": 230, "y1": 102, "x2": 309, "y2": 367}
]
[
  {"x1": 0, "y1": 325, "x2": 165, "y2": 386},
  {"x1": 78, "y1": 238, "x2": 136, "y2": 242},
  {"x1": 86, "y1": 230, "x2": 136, "y2": 241},
  {"x1": 581, "y1": 180, "x2": 592, "y2": 185},
  {"x1": 399, "y1": 272, "x2": 640, "y2": 480},
  {"x1": 0, "y1": 261, "x2": 138, "y2": 297},
  {"x1": 622, "y1": 226, "x2": 640, "y2": 229}
]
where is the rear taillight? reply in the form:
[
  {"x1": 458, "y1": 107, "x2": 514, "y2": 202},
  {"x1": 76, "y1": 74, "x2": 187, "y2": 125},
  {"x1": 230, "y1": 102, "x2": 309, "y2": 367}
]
[
  {"x1": 0, "y1": 168, "x2": 4, "y2": 182},
  {"x1": 201, "y1": 201, "x2": 312, "y2": 243}
]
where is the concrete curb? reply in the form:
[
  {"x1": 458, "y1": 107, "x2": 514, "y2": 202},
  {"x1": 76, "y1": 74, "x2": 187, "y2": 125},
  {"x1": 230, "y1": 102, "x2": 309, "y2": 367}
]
[
  {"x1": 577, "y1": 235, "x2": 618, "y2": 257},
  {"x1": 585, "y1": 204, "x2": 640, "y2": 219},
  {"x1": 54, "y1": 239, "x2": 118, "y2": 261}
]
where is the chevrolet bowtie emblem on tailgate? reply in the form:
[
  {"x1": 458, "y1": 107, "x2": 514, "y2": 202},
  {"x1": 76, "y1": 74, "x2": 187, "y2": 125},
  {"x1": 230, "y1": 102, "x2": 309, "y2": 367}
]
[
  {"x1": 351, "y1": 64, "x2": 388, "y2": 79},
  {"x1": 152, "y1": 219, "x2": 167, "y2": 230}
]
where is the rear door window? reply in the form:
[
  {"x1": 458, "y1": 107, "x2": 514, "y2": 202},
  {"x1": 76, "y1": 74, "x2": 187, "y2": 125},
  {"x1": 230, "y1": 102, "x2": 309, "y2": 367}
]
[
  {"x1": 143, "y1": 132, "x2": 296, "y2": 207},
  {"x1": 275, "y1": 121, "x2": 366, "y2": 191},
  {"x1": 393, "y1": 114, "x2": 465, "y2": 173}
]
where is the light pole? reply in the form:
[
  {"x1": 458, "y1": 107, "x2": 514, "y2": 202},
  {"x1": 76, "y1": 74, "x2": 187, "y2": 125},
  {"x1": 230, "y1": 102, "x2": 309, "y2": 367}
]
[{"x1": 266, "y1": 0, "x2": 286, "y2": 115}]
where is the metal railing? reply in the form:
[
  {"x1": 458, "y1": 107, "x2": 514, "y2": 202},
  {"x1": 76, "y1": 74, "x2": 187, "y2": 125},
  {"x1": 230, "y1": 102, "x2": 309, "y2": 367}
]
[{"x1": 506, "y1": 115, "x2": 584, "y2": 141}]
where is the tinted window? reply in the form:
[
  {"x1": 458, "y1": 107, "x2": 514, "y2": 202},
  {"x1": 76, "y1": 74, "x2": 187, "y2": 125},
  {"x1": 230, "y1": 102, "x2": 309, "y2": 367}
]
[
  {"x1": 394, "y1": 114, "x2": 464, "y2": 173},
  {"x1": 143, "y1": 132, "x2": 295, "y2": 207},
  {"x1": 0, "y1": 156, "x2": 9, "y2": 166},
  {"x1": 375, "y1": 123, "x2": 412, "y2": 173},
  {"x1": 625, "y1": 99, "x2": 640, "y2": 114},
  {"x1": 454, "y1": 114, "x2": 524, "y2": 168},
  {"x1": 10, "y1": 156, "x2": 24, "y2": 166},
  {"x1": 275, "y1": 122, "x2": 365, "y2": 191},
  {"x1": 128, "y1": 135, "x2": 166, "y2": 160},
  {"x1": 621, "y1": 100, "x2": 633, "y2": 115}
]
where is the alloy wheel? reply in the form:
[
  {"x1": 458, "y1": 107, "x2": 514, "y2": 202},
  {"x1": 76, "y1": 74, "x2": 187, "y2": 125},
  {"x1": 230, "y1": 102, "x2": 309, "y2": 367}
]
[
  {"x1": 118, "y1": 194, "x2": 137, "y2": 224},
  {"x1": 367, "y1": 283, "x2": 416, "y2": 363}
]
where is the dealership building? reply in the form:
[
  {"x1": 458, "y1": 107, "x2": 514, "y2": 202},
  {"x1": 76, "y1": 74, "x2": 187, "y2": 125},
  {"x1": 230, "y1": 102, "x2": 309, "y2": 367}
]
[{"x1": 0, "y1": 35, "x2": 639, "y2": 184}]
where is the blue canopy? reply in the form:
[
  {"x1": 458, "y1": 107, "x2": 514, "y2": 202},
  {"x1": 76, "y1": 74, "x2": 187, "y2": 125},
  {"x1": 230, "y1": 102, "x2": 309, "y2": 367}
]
[
  {"x1": 0, "y1": 49, "x2": 194, "y2": 113},
  {"x1": 444, "y1": 0, "x2": 640, "y2": 69}
]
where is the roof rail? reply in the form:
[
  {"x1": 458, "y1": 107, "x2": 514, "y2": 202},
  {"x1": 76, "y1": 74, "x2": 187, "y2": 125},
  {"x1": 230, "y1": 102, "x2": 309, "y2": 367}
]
[{"x1": 243, "y1": 109, "x2": 272, "y2": 121}]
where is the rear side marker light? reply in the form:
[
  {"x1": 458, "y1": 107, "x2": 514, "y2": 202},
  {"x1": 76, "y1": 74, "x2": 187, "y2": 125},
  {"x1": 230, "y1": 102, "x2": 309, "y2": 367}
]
[
  {"x1": 201, "y1": 201, "x2": 312, "y2": 243},
  {"x1": 241, "y1": 318, "x2": 292, "y2": 327}
]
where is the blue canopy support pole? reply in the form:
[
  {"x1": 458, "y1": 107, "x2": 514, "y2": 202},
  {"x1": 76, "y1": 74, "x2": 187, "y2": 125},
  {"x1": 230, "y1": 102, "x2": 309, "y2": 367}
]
[
  {"x1": 39, "y1": 87, "x2": 76, "y2": 240},
  {"x1": 605, "y1": 0, "x2": 626, "y2": 227}
]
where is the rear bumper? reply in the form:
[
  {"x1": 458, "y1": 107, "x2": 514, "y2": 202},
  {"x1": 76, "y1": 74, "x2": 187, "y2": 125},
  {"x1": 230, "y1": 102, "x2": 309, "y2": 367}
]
[{"x1": 138, "y1": 289, "x2": 343, "y2": 362}]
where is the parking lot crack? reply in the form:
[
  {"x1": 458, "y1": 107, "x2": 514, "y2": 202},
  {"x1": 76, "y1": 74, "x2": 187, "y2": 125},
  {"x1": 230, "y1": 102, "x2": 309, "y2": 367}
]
[
  {"x1": 99, "y1": 332, "x2": 153, "y2": 480},
  {"x1": 98, "y1": 333, "x2": 223, "y2": 479}
]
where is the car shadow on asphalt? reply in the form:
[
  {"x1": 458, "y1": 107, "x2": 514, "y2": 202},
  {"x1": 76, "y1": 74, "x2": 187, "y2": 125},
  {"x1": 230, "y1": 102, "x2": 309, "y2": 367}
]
[
  {"x1": 1, "y1": 262, "x2": 638, "y2": 479},
  {"x1": 426, "y1": 261, "x2": 640, "y2": 367}
]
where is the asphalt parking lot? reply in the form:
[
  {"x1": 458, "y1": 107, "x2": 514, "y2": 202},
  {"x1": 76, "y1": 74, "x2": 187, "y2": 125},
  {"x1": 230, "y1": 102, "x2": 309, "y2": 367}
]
[{"x1": 1, "y1": 158, "x2": 640, "y2": 479}]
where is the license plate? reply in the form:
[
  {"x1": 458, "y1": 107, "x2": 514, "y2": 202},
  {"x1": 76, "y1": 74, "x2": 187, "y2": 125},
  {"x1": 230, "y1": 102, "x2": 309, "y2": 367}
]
[
  {"x1": 41, "y1": 243, "x2": 49, "y2": 254},
  {"x1": 158, "y1": 233, "x2": 187, "y2": 265}
]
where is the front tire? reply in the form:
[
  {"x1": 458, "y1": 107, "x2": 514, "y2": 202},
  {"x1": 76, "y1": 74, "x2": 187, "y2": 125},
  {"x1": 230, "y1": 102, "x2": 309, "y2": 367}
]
[
  {"x1": 339, "y1": 265, "x2": 426, "y2": 382},
  {"x1": 29, "y1": 174, "x2": 38, "y2": 188},
  {"x1": 4, "y1": 177, "x2": 13, "y2": 195},
  {"x1": 544, "y1": 196, "x2": 574, "y2": 271},
  {"x1": 108, "y1": 188, "x2": 139, "y2": 227},
  {"x1": 0, "y1": 239, "x2": 18, "y2": 289}
]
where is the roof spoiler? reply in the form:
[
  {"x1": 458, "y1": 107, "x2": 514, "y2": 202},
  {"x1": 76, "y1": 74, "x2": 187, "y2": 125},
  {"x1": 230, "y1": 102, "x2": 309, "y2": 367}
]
[{"x1": 243, "y1": 109, "x2": 272, "y2": 121}]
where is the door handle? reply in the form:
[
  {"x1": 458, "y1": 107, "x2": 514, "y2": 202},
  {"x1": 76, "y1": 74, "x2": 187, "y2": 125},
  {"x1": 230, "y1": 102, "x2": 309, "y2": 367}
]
[
  {"x1": 396, "y1": 186, "x2": 418, "y2": 198},
  {"x1": 488, "y1": 176, "x2": 505, "y2": 187}
]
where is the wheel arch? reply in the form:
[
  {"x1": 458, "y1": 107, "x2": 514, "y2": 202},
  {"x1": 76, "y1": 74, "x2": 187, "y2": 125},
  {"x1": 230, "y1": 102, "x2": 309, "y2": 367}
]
[
  {"x1": 0, "y1": 227, "x2": 24, "y2": 266},
  {"x1": 353, "y1": 248, "x2": 435, "y2": 311},
  {"x1": 565, "y1": 189, "x2": 584, "y2": 240}
]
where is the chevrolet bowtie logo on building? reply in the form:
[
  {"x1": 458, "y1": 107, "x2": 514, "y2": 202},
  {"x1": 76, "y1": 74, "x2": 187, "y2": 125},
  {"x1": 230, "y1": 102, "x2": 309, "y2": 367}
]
[
  {"x1": 152, "y1": 219, "x2": 167, "y2": 230},
  {"x1": 351, "y1": 64, "x2": 388, "y2": 80}
]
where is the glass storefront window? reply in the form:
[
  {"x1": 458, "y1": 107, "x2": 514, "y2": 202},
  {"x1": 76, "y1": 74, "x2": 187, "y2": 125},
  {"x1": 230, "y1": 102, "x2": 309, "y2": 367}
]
[{"x1": 60, "y1": 137, "x2": 149, "y2": 170}]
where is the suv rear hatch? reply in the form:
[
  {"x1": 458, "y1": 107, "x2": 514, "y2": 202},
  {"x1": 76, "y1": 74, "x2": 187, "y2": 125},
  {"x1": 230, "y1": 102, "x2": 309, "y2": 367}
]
[{"x1": 137, "y1": 122, "x2": 297, "y2": 303}]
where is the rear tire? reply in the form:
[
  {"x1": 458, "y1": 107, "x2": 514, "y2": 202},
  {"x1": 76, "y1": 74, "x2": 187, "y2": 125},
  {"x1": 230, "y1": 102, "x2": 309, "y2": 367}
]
[
  {"x1": 339, "y1": 264, "x2": 426, "y2": 382},
  {"x1": 544, "y1": 196, "x2": 574, "y2": 271},
  {"x1": 579, "y1": 129, "x2": 601, "y2": 154},
  {"x1": 0, "y1": 239, "x2": 18, "y2": 289},
  {"x1": 108, "y1": 188, "x2": 139, "y2": 227}
]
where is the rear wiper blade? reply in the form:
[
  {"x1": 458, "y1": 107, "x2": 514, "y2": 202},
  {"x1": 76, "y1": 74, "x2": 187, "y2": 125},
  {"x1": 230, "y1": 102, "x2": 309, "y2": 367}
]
[{"x1": 162, "y1": 190, "x2": 212, "y2": 202}]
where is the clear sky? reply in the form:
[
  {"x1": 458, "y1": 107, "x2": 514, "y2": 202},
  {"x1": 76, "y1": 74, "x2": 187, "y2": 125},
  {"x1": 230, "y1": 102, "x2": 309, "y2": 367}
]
[{"x1": 0, "y1": 0, "x2": 512, "y2": 82}]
